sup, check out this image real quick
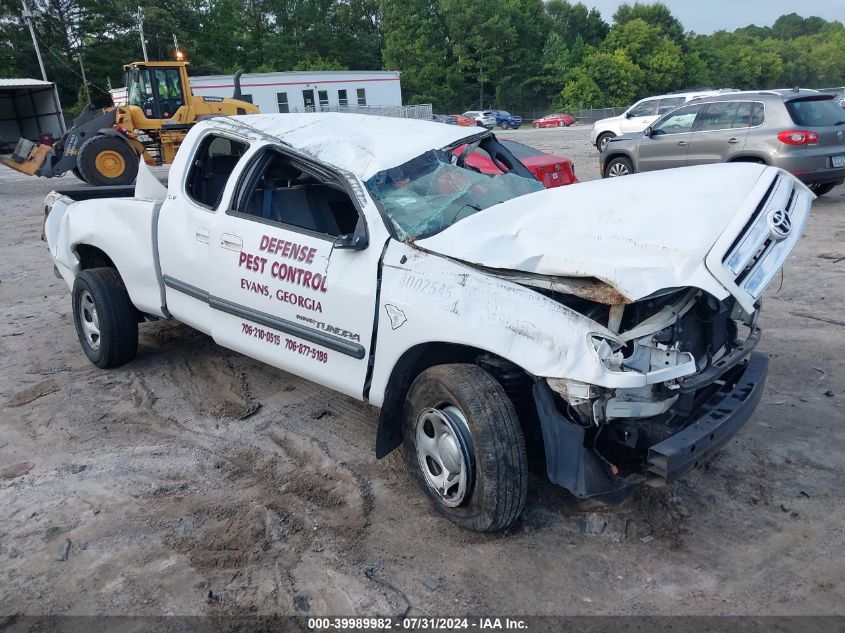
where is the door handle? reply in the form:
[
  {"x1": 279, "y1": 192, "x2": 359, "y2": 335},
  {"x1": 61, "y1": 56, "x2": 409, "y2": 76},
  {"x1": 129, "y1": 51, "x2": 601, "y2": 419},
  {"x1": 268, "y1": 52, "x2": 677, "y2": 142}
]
[
  {"x1": 195, "y1": 227, "x2": 210, "y2": 243},
  {"x1": 677, "y1": 141, "x2": 688, "y2": 147},
  {"x1": 220, "y1": 233, "x2": 243, "y2": 251},
  {"x1": 728, "y1": 138, "x2": 739, "y2": 145}
]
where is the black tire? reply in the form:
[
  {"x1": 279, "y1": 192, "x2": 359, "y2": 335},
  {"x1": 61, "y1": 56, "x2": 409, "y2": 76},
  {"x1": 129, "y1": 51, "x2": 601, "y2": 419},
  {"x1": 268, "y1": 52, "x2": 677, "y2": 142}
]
[
  {"x1": 72, "y1": 167, "x2": 87, "y2": 183},
  {"x1": 809, "y1": 182, "x2": 836, "y2": 196},
  {"x1": 558, "y1": 120, "x2": 565, "y2": 127},
  {"x1": 77, "y1": 135, "x2": 139, "y2": 187},
  {"x1": 533, "y1": 123, "x2": 541, "y2": 129},
  {"x1": 499, "y1": 121, "x2": 510, "y2": 130},
  {"x1": 604, "y1": 156, "x2": 634, "y2": 178},
  {"x1": 402, "y1": 364, "x2": 527, "y2": 531},
  {"x1": 72, "y1": 268, "x2": 138, "y2": 369},
  {"x1": 596, "y1": 132, "x2": 615, "y2": 152}
]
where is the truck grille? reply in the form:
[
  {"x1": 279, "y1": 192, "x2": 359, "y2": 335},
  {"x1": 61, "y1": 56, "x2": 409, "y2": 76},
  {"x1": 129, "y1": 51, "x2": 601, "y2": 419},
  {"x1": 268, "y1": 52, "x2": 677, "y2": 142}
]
[{"x1": 721, "y1": 174, "x2": 809, "y2": 300}]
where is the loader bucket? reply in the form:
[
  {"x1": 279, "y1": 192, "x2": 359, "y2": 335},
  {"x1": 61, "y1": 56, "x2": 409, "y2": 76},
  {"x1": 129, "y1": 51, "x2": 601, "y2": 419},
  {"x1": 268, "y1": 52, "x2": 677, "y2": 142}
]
[{"x1": 0, "y1": 139, "x2": 51, "y2": 176}]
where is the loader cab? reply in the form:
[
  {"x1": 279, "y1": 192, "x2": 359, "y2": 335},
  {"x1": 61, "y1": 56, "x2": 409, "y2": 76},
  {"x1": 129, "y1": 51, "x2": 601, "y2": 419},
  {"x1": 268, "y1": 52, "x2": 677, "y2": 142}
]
[{"x1": 125, "y1": 62, "x2": 189, "y2": 120}]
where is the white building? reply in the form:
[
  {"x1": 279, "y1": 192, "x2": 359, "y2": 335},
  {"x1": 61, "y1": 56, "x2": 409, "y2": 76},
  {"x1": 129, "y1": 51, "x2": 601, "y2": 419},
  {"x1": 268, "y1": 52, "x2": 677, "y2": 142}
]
[{"x1": 188, "y1": 70, "x2": 403, "y2": 114}]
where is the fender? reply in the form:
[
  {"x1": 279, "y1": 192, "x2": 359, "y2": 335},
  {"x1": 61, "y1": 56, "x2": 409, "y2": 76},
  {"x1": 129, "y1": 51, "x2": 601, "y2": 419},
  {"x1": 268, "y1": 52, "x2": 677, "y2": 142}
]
[{"x1": 49, "y1": 197, "x2": 165, "y2": 317}]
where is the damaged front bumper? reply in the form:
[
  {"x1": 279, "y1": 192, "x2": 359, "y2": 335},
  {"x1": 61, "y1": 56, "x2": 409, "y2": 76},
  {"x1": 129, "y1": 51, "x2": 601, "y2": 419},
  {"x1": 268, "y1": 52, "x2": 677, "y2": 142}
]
[{"x1": 534, "y1": 350, "x2": 769, "y2": 501}]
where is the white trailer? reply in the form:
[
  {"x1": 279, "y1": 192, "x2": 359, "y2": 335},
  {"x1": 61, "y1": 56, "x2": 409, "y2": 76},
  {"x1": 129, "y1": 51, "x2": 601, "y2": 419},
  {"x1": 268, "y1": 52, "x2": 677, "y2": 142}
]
[{"x1": 188, "y1": 70, "x2": 403, "y2": 115}]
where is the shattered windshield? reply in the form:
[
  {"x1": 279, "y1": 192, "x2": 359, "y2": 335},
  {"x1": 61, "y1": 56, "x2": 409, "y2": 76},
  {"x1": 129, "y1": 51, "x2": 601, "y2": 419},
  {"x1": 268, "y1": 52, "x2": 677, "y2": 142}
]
[{"x1": 365, "y1": 149, "x2": 543, "y2": 239}]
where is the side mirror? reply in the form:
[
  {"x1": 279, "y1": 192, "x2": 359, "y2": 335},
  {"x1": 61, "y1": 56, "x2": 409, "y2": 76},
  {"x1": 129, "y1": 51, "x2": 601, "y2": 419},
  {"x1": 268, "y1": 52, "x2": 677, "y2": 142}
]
[
  {"x1": 334, "y1": 217, "x2": 369, "y2": 250},
  {"x1": 643, "y1": 126, "x2": 653, "y2": 138},
  {"x1": 625, "y1": 111, "x2": 633, "y2": 119}
]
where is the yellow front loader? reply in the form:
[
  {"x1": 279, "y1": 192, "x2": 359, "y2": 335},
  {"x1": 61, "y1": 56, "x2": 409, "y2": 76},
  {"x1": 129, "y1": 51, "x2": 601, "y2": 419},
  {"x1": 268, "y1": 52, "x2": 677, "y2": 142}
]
[{"x1": 1, "y1": 61, "x2": 258, "y2": 186}]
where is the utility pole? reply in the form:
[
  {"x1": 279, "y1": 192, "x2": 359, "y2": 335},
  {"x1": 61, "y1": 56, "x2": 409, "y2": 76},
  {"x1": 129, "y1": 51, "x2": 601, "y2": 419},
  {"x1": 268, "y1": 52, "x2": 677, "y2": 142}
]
[
  {"x1": 20, "y1": 0, "x2": 48, "y2": 82},
  {"x1": 137, "y1": 6, "x2": 148, "y2": 62},
  {"x1": 77, "y1": 51, "x2": 91, "y2": 104},
  {"x1": 172, "y1": 33, "x2": 183, "y2": 61}
]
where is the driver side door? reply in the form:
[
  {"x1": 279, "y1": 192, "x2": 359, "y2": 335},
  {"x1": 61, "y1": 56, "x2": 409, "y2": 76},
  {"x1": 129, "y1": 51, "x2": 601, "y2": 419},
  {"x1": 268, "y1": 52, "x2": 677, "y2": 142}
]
[
  {"x1": 207, "y1": 146, "x2": 380, "y2": 399},
  {"x1": 636, "y1": 104, "x2": 703, "y2": 172}
]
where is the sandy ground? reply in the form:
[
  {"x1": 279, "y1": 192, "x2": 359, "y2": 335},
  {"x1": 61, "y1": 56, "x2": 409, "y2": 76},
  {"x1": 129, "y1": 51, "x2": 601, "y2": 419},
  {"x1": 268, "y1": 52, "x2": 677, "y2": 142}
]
[{"x1": 1, "y1": 125, "x2": 844, "y2": 618}]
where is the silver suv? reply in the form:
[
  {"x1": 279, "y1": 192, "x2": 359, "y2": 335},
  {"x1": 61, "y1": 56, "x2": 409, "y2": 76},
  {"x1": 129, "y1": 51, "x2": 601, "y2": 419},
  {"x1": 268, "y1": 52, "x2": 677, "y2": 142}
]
[{"x1": 600, "y1": 89, "x2": 845, "y2": 196}]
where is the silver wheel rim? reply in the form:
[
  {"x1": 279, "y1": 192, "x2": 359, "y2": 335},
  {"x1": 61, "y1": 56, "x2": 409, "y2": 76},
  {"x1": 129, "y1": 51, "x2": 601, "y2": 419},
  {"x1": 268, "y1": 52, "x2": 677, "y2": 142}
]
[
  {"x1": 607, "y1": 161, "x2": 630, "y2": 177},
  {"x1": 415, "y1": 406, "x2": 471, "y2": 507},
  {"x1": 79, "y1": 290, "x2": 101, "y2": 350}
]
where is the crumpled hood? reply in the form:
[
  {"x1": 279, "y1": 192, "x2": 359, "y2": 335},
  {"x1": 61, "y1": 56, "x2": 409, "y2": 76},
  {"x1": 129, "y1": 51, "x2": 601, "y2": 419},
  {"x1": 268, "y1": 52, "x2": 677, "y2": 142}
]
[{"x1": 416, "y1": 163, "x2": 771, "y2": 303}]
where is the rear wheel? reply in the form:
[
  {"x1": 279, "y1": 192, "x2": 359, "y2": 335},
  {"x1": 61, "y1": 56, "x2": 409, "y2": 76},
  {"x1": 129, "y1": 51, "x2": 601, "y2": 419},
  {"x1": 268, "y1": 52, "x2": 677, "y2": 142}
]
[
  {"x1": 499, "y1": 121, "x2": 510, "y2": 130},
  {"x1": 72, "y1": 268, "x2": 138, "y2": 368},
  {"x1": 77, "y1": 135, "x2": 139, "y2": 187},
  {"x1": 72, "y1": 167, "x2": 87, "y2": 183},
  {"x1": 605, "y1": 156, "x2": 634, "y2": 178},
  {"x1": 809, "y1": 182, "x2": 836, "y2": 196},
  {"x1": 403, "y1": 364, "x2": 527, "y2": 532}
]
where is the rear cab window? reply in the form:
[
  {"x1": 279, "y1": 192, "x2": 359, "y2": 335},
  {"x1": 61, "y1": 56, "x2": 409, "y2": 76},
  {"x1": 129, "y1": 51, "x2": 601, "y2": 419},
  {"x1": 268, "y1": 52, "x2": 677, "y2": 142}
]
[
  {"x1": 786, "y1": 97, "x2": 845, "y2": 127},
  {"x1": 186, "y1": 134, "x2": 249, "y2": 209}
]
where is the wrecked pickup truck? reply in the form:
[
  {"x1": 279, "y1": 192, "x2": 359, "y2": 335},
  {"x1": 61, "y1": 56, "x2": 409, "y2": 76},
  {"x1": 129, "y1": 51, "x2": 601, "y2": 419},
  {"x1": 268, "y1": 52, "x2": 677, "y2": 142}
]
[{"x1": 44, "y1": 113, "x2": 812, "y2": 531}]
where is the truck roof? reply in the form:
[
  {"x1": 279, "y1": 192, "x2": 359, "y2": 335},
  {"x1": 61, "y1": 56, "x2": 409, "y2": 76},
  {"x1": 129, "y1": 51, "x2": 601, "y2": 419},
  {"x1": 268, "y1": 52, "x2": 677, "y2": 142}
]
[{"x1": 205, "y1": 113, "x2": 484, "y2": 182}]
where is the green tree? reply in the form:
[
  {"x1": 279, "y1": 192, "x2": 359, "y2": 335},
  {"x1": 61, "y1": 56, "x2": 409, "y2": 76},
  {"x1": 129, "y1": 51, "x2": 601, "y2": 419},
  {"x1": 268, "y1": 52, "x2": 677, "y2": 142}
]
[
  {"x1": 545, "y1": 0, "x2": 608, "y2": 47},
  {"x1": 613, "y1": 2, "x2": 685, "y2": 44}
]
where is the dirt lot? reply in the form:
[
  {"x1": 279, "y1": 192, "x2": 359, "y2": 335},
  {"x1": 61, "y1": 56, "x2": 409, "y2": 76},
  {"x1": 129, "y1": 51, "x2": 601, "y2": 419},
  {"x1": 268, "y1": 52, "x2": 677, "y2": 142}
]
[{"x1": 1, "y1": 125, "x2": 844, "y2": 618}]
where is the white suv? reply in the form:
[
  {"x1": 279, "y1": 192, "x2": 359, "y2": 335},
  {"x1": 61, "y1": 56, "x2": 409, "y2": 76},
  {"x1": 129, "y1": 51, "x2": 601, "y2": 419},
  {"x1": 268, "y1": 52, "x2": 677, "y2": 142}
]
[
  {"x1": 590, "y1": 89, "x2": 737, "y2": 151},
  {"x1": 463, "y1": 110, "x2": 496, "y2": 128}
]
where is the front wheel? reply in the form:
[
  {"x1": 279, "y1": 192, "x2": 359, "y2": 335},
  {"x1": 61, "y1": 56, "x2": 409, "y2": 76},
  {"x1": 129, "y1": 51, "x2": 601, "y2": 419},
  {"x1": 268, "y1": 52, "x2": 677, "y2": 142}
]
[
  {"x1": 597, "y1": 132, "x2": 615, "y2": 152},
  {"x1": 72, "y1": 268, "x2": 139, "y2": 368},
  {"x1": 533, "y1": 123, "x2": 540, "y2": 129},
  {"x1": 809, "y1": 182, "x2": 836, "y2": 196},
  {"x1": 499, "y1": 121, "x2": 510, "y2": 130},
  {"x1": 605, "y1": 156, "x2": 634, "y2": 178},
  {"x1": 77, "y1": 135, "x2": 139, "y2": 187},
  {"x1": 403, "y1": 364, "x2": 527, "y2": 532}
]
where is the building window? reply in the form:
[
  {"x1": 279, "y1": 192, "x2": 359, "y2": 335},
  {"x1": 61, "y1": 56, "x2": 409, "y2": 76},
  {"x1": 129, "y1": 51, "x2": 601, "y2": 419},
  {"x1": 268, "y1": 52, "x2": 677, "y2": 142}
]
[
  {"x1": 338, "y1": 89, "x2": 348, "y2": 107},
  {"x1": 240, "y1": 94, "x2": 253, "y2": 104},
  {"x1": 302, "y1": 89, "x2": 315, "y2": 110},
  {"x1": 357, "y1": 88, "x2": 366, "y2": 106},
  {"x1": 318, "y1": 90, "x2": 329, "y2": 110},
  {"x1": 276, "y1": 92, "x2": 289, "y2": 113}
]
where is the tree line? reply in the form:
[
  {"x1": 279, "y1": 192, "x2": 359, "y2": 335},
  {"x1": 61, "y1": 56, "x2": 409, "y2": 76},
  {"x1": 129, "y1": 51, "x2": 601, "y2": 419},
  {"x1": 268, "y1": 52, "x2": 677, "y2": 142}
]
[{"x1": 1, "y1": 0, "x2": 844, "y2": 119}]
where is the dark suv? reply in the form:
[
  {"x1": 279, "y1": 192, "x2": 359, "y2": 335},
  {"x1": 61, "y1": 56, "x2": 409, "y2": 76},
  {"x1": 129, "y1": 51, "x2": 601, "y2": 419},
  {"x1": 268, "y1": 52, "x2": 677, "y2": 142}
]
[
  {"x1": 492, "y1": 110, "x2": 522, "y2": 130},
  {"x1": 600, "y1": 89, "x2": 845, "y2": 196}
]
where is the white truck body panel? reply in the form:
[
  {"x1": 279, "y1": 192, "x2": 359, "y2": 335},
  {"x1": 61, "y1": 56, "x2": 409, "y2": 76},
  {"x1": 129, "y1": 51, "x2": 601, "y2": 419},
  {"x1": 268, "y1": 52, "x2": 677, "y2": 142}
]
[
  {"x1": 43, "y1": 112, "x2": 811, "y2": 411},
  {"x1": 417, "y1": 163, "x2": 807, "y2": 314}
]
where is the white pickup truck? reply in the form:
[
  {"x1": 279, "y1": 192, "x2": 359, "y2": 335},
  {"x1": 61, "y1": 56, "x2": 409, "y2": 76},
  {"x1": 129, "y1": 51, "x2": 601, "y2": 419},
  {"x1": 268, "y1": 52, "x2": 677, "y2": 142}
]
[{"x1": 44, "y1": 113, "x2": 812, "y2": 531}]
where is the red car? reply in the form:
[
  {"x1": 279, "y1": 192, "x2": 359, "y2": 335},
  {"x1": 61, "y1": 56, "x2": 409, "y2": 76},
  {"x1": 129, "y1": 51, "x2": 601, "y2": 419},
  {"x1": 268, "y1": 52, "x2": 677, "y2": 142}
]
[
  {"x1": 451, "y1": 114, "x2": 477, "y2": 127},
  {"x1": 458, "y1": 139, "x2": 579, "y2": 188},
  {"x1": 531, "y1": 113, "x2": 575, "y2": 128}
]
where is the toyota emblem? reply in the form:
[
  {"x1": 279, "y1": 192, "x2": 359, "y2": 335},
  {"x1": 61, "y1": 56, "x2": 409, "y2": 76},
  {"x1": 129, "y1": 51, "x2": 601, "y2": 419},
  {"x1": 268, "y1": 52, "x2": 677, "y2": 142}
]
[{"x1": 768, "y1": 209, "x2": 792, "y2": 240}]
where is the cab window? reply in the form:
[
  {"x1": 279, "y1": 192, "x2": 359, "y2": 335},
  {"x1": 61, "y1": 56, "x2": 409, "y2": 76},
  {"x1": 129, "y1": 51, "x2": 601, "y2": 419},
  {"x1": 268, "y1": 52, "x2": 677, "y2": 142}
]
[
  {"x1": 186, "y1": 134, "x2": 249, "y2": 209},
  {"x1": 628, "y1": 99, "x2": 658, "y2": 118},
  {"x1": 153, "y1": 68, "x2": 185, "y2": 118},
  {"x1": 652, "y1": 104, "x2": 702, "y2": 135},
  {"x1": 232, "y1": 150, "x2": 359, "y2": 238}
]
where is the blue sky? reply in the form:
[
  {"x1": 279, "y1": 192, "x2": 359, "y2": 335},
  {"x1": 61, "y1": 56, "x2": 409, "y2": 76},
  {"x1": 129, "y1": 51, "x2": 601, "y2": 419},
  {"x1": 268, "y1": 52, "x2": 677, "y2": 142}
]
[{"x1": 585, "y1": 0, "x2": 845, "y2": 33}]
